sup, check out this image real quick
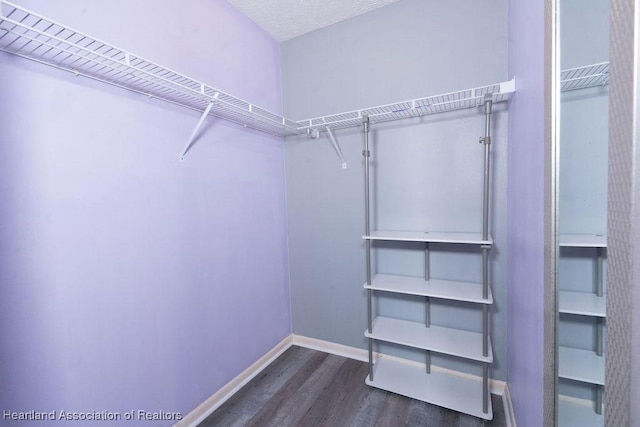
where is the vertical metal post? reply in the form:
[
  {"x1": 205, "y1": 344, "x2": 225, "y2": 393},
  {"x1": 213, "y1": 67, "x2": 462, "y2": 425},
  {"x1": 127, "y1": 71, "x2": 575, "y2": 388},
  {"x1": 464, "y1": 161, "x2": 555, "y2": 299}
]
[
  {"x1": 481, "y1": 97, "x2": 492, "y2": 358},
  {"x1": 481, "y1": 97, "x2": 492, "y2": 242},
  {"x1": 425, "y1": 243, "x2": 431, "y2": 373},
  {"x1": 483, "y1": 364, "x2": 489, "y2": 414},
  {"x1": 596, "y1": 385, "x2": 603, "y2": 415},
  {"x1": 482, "y1": 249, "x2": 489, "y2": 300},
  {"x1": 363, "y1": 116, "x2": 373, "y2": 381},
  {"x1": 480, "y1": 96, "x2": 492, "y2": 415},
  {"x1": 596, "y1": 247, "x2": 604, "y2": 357},
  {"x1": 481, "y1": 96, "x2": 492, "y2": 284},
  {"x1": 595, "y1": 247, "x2": 604, "y2": 297},
  {"x1": 425, "y1": 243, "x2": 431, "y2": 328},
  {"x1": 482, "y1": 305, "x2": 489, "y2": 358}
]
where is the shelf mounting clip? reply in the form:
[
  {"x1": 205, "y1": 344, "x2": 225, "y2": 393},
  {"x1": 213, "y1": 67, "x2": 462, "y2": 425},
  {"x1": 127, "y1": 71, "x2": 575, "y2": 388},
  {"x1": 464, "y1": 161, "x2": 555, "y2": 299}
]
[
  {"x1": 179, "y1": 92, "x2": 219, "y2": 161},
  {"x1": 325, "y1": 126, "x2": 347, "y2": 169}
]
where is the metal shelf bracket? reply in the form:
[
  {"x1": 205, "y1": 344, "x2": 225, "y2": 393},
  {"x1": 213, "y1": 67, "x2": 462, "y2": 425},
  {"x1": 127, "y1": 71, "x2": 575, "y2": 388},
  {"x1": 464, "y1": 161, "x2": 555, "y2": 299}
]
[
  {"x1": 325, "y1": 126, "x2": 347, "y2": 169},
  {"x1": 307, "y1": 128, "x2": 321, "y2": 139},
  {"x1": 179, "y1": 92, "x2": 219, "y2": 161}
]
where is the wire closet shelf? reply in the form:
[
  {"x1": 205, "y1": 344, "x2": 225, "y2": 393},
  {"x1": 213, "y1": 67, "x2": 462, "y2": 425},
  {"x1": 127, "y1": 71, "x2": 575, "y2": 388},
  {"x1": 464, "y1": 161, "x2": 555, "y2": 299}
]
[
  {"x1": 561, "y1": 62, "x2": 609, "y2": 92},
  {"x1": 0, "y1": 1, "x2": 516, "y2": 143},
  {"x1": 0, "y1": 0, "x2": 300, "y2": 137},
  {"x1": 297, "y1": 80, "x2": 516, "y2": 133}
]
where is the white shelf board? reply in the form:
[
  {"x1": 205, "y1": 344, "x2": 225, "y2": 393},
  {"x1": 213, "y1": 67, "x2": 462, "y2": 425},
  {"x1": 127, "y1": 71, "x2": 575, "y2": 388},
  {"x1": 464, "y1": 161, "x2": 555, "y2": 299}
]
[
  {"x1": 297, "y1": 79, "x2": 515, "y2": 132},
  {"x1": 559, "y1": 291, "x2": 606, "y2": 317},
  {"x1": 365, "y1": 316, "x2": 492, "y2": 363},
  {"x1": 364, "y1": 274, "x2": 492, "y2": 304},
  {"x1": 558, "y1": 346, "x2": 605, "y2": 386},
  {"x1": 0, "y1": 1, "x2": 300, "y2": 137},
  {"x1": 558, "y1": 399, "x2": 604, "y2": 427},
  {"x1": 561, "y1": 62, "x2": 609, "y2": 92},
  {"x1": 364, "y1": 230, "x2": 492, "y2": 245},
  {"x1": 559, "y1": 234, "x2": 607, "y2": 248},
  {"x1": 366, "y1": 356, "x2": 493, "y2": 420}
]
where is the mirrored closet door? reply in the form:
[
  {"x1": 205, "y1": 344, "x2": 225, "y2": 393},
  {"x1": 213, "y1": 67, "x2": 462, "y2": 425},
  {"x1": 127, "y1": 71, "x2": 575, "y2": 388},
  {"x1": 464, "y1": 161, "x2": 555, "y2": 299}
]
[{"x1": 557, "y1": 0, "x2": 609, "y2": 425}]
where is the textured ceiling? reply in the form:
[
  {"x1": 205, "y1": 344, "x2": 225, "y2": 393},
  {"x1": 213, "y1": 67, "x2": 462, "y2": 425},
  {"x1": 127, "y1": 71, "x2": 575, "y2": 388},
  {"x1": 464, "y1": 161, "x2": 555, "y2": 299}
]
[{"x1": 227, "y1": 0, "x2": 400, "y2": 42}]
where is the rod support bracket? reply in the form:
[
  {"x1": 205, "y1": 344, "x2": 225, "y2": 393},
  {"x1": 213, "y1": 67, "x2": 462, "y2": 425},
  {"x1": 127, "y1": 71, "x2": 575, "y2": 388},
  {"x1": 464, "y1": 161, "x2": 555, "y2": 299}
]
[
  {"x1": 307, "y1": 128, "x2": 321, "y2": 139},
  {"x1": 325, "y1": 126, "x2": 347, "y2": 168},
  {"x1": 483, "y1": 94, "x2": 493, "y2": 112},
  {"x1": 479, "y1": 136, "x2": 492, "y2": 145},
  {"x1": 179, "y1": 92, "x2": 219, "y2": 161}
]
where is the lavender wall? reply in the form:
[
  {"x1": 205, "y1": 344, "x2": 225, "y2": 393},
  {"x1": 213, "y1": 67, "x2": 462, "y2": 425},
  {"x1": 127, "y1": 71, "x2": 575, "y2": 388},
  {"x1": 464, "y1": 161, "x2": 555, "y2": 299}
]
[
  {"x1": 506, "y1": 1, "x2": 551, "y2": 426},
  {"x1": 0, "y1": 1, "x2": 290, "y2": 425}
]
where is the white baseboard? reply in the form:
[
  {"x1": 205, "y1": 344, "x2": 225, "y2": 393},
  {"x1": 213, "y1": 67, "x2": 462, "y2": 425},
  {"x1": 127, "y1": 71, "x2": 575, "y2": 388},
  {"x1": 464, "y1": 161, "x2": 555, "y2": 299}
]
[
  {"x1": 293, "y1": 334, "x2": 507, "y2": 395},
  {"x1": 178, "y1": 333, "x2": 517, "y2": 426},
  {"x1": 292, "y1": 334, "x2": 370, "y2": 362},
  {"x1": 502, "y1": 383, "x2": 517, "y2": 427},
  {"x1": 176, "y1": 335, "x2": 293, "y2": 427}
]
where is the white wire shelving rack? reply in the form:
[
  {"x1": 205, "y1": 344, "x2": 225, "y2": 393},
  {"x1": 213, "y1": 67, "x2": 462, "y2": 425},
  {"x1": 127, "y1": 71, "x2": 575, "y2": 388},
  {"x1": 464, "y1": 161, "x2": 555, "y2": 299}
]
[
  {"x1": 561, "y1": 62, "x2": 609, "y2": 92},
  {"x1": 297, "y1": 79, "x2": 515, "y2": 168},
  {"x1": 0, "y1": 1, "x2": 516, "y2": 163},
  {"x1": 0, "y1": 0, "x2": 300, "y2": 160},
  {"x1": 297, "y1": 80, "x2": 516, "y2": 133}
]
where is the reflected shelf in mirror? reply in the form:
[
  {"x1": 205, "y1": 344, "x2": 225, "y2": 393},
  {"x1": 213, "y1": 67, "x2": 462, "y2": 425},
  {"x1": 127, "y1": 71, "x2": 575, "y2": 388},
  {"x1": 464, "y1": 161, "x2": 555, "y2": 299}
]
[{"x1": 561, "y1": 62, "x2": 609, "y2": 92}]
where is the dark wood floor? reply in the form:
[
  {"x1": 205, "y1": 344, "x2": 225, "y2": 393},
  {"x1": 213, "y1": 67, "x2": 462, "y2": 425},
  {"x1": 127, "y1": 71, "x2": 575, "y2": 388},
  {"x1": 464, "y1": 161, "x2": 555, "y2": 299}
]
[{"x1": 199, "y1": 346, "x2": 507, "y2": 427}]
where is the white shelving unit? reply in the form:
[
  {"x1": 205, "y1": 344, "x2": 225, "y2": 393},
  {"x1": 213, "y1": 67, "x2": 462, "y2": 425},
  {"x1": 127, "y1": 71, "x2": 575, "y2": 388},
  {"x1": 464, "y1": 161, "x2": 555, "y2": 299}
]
[
  {"x1": 558, "y1": 62, "x2": 609, "y2": 426},
  {"x1": 361, "y1": 95, "x2": 500, "y2": 420},
  {"x1": 558, "y1": 232, "x2": 607, "y2": 422}
]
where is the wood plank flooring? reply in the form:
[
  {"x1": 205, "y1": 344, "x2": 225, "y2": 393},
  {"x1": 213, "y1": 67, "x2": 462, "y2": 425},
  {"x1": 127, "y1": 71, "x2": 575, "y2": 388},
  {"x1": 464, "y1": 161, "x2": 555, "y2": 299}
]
[{"x1": 199, "y1": 346, "x2": 507, "y2": 427}]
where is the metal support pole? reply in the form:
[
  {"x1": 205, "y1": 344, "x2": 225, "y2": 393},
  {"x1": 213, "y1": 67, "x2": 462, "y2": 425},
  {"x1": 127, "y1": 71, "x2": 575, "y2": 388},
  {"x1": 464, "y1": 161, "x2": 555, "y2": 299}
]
[
  {"x1": 363, "y1": 116, "x2": 373, "y2": 381},
  {"x1": 482, "y1": 247, "x2": 489, "y2": 300},
  {"x1": 483, "y1": 364, "x2": 489, "y2": 414},
  {"x1": 480, "y1": 97, "x2": 492, "y2": 413},
  {"x1": 483, "y1": 305, "x2": 489, "y2": 357},
  {"x1": 596, "y1": 318, "x2": 604, "y2": 357},
  {"x1": 425, "y1": 243, "x2": 431, "y2": 328},
  {"x1": 482, "y1": 246, "x2": 489, "y2": 356},
  {"x1": 595, "y1": 247, "x2": 604, "y2": 297},
  {"x1": 425, "y1": 243, "x2": 431, "y2": 373},
  {"x1": 596, "y1": 247, "x2": 604, "y2": 357},
  {"x1": 595, "y1": 384, "x2": 603, "y2": 415},
  {"x1": 481, "y1": 97, "x2": 492, "y2": 243}
]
